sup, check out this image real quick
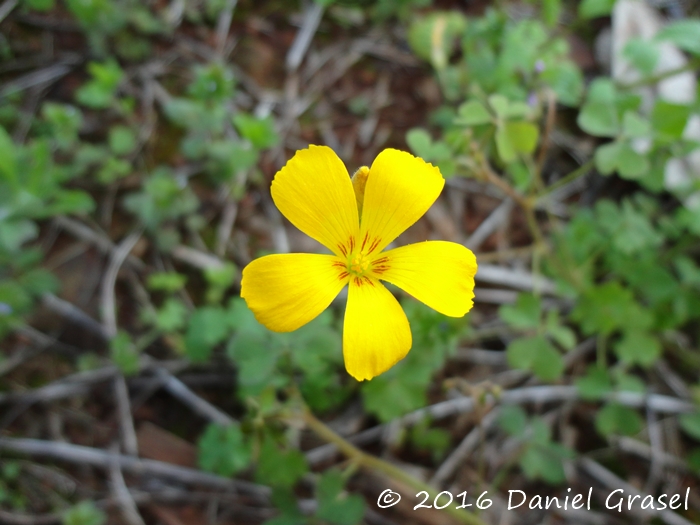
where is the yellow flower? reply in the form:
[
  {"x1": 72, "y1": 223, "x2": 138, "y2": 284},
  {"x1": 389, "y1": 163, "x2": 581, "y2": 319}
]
[{"x1": 241, "y1": 145, "x2": 477, "y2": 381}]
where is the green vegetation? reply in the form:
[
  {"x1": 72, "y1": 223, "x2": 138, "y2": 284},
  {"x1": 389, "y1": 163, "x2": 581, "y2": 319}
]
[{"x1": 1, "y1": 0, "x2": 699, "y2": 524}]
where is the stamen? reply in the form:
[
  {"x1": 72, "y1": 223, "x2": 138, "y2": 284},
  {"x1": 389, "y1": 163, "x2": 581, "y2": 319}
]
[
  {"x1": 367, "y1": 237, "x2": 381, "y2": 254},
  {"x1": 351, "y1": 166, "x2": 370, "y2": 216}
]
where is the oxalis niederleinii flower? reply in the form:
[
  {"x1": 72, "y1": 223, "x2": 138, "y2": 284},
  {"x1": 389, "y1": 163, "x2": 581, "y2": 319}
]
[{"x1": 241, "y1": 145, "x2": 477, "y2": 381}]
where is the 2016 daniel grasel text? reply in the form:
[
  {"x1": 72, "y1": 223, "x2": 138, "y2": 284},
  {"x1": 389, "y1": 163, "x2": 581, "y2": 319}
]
[{"x1": 507, "y1": 487, "x2": 690, "y2": 511}]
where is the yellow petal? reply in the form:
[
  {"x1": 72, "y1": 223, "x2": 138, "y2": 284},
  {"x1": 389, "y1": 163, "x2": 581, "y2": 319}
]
[
  {"x1": 377, "y1": 241, "x2": 477, "y2": 317},
  {"x1": 271, "y1": 145, "x2": 360, "y2": 257},
  {"x1": 359, "y1": 149, "x2": 444, "y2": 256},
  {"x1": 241, "y1": 253, "x2": 348, "y2": 332},
  {"x1": 343, "y1": 276, "x2": 411, "y2": 381}
]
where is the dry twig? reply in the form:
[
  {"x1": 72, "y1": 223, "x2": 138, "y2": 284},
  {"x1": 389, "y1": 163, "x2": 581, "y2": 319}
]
[{"x1": 0, "y1": 438, "x2": 269, "y2": 498}]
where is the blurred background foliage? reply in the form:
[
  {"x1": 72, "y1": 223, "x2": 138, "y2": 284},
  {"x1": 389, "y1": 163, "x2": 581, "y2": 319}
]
[{"x1": 1, "y1": 0, "x2": 700, "y2": 524}]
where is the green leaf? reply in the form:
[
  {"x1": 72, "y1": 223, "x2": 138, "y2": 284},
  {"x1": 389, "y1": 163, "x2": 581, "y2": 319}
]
[
  {"x1": 408, "y1": 421, "x2": 451, "y2": 461},
  {"x1": 579, "y1": 0, "x2": 616, "y2": 19},
  {"x1": 616, "y1": 143, "x2": 650, "y2": 179},
  {"x1": 587, "y1": 78, "x2": 617, "y2": 104},
  {"x1": 75, "y1": 61, "x2": 124, "y2": 109},
  {"x1": 96, "y1": 157, "x2": 131, "y2": 183},
  {"x1": 110, "y1": 332, "x2": 139, "y2": 376},
  {"x1": 185, "y1": 306, "x2": 230, "y2": 362},
  {"x1": 507, "y1": 160, "x2": 531, "y2": 191},
  {"x1": 506, "y1": 102, "x2": 532, "y2": 120},
  {"x1": 108, "y1": 125, "x2": 137, "y2": 156},
  {"x1": 651, "y1": 101, "x2": 691, "y2": 140},
  {"x1": 614, "y1": 330, "x2": 661, "y2": 368},
  {"x1": 256, "y1": 436, "x2": 308, "y2": 488},
  {"x1": 572, "y1": 281, "x2": 652, "y2": 336},
  {"x1": 576, "y1": 366, "x2": 612, "y2": 400},
  {"x1": 227, "y1": 330, "x2": 281, "y2": 390},
  {"x1": 42, "y1": 103, "x2": 83, "y2": 149},
  {"x1": 24, "y1": 0, "x2": 55, "y2": 11},
  {"x1": 455, "y1": 100, "x2": 492, "y2": 126},
  {"x1": 542, "y1": 61, "x2": 584, "y2": 107},
  {"x1": 2, "y1": 461, "x2": 21, "y2": 480},
  {"x1": 291, "y1": 318, "x2": 341, "y2": 375},
  {"x1": 622, "y1": 111, "x2": 651, "y2": 139},
  {"x1": 164, "y1": 98, "x2": 206, "y2": 128},
  {"x1": 233, "y1": 113, "x2": 279, "y2": 149},
  {"x1": 0, "y1": 126, "x2": 17, "y2": 183},
  {"x1": 226, "y1": 297, "x2": 267, "y2": 335},
  {"x1": 656, "y1": 19, "x2": 700, "y2": 55},
  {"x1": 578, "y1": 101, "x2": 619, "y2": 137},
  {"x1": 505, "y1": 121, "x2": 539, "y2": 154},
  {"x1": 154, "y1": 298, "x2": 187, "y2": 332},
  {"x1": 204, "y1": 262, "x2": 237, "y2": 303},
  {"x1": 680, "y1": 413, "x2": 700, "y2": 441},
  {"x1": 623, "y1": 39, "x2": 659, "y2": 76},
  {"x1": 406, "y1": 128, "x2": 433, "y2": 158},
  {"x1": 488, "y1": 94, "x2": 510, "y2": 118},
  {"x1": 0, "y1": 220, "x2": 39, "y2": 253},
  {"x1": 265, "y1": 488, "x2": 307, "y2": 525},
  {"x1": 498, "y1": 405, "x2": 528, "y2": 436},
  {"x1": 49, "y1": 190, "x2": 95, "y2": 215},
  {"x1": 507, "y1": 335, "x2": 564, "y2": 381},
  {"x1": 62, "y1": 501, "x2": 106, "y2": 525},
  {"x1": 542, "y1": 0, "x2": 561, "y2": 26},
  {"x1": 198, "y1": 423, "x2": 251, "y2": 476},
  {"x1": 531, "y1": 341, "x2": 565, "y2": 381},
  {"x1": 147, "y1": 272, "x2": 187, "y2": 292},
  {"x1": 520, "y1": 443, "x2": 568, "y2": 484},
  {"x1": 614, "y1": 370, "x2": 646, "y2": 394},
  {"x1": 544, "y1": 311, "x2": 576, "y2": 350},
  {"x1": 596, "y1": 403, "x2": 643, "y2": 437},
  {"x1": 597, "y1": 199, "x2": 663, "y2": 254},
  {"x1": 0, "y1": 281, "x2": 32, "y2": 317},
  {"x1": 688, "y1": 449, "x2": 700, "y2": 474},
  {"x1": 499, "y1": 293, "x2": 541, "y2": 329},
  {"x1": 675, "y1": 257, "x2": 700, "y2": 287},
  {"x1": 188, "y1": 63, "x2": 235, "y2": 102},
  {"x1": 362, "y1": 365, "x2": 429, "y2": 421},
  {"x1": 436, "y1": 158, "x2": 456, "y2": 178},
  {"x1": 495, "y1": 125, "x2": 516, "y2": 163},
  {"x1": 316, "y1": 470, "x2": 365, "y2": 525},
  {"x1": 17, "y1": 268, "x2": 59, "y2": 296}
]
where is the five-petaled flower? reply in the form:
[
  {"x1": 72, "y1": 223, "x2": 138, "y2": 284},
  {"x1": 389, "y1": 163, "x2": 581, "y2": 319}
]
[{"x1": 241, "y1": 146, "x2": 477, "y2": 381}]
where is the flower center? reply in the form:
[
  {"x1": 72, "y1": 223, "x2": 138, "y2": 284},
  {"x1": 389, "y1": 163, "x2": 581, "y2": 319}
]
[{"x1": 349, "y1": 253, "x2": 370, "y2": 276}]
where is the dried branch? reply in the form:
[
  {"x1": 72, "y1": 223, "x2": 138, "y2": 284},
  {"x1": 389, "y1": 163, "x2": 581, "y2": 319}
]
[
  {"x1": 154, "y1": 368, "x2": 236, "y2": 426},
  {"x1": 306, "y1": 385, "x2": 694, "y2": 465},
  {"x1": 286, "y1": 2, "x2": 325, "y2": 71},
  {"x1": 0, "y1": 438, "x2": 269, "y2": 499},
  {"x1": 580, "y1": 457, "x2": 694, "y2": 525},
  {"x1": 101, "y1": 230, "x2": 143, "y2": 339},
  {"x1": 53, "y1": 216, "x2": 146, "y2": 271},
  {"x1": 109, "y1": 445, "x2": 146, "y2": 525},
  {"x1": 114, "y1": 376, "x2": 139, "y2": 456},
  {"x1": 0, "y1": 0, "x2": 18, "y2": 24},
  {"x1": 475, "y1": 263, "x2": 557, "y2": 294},
  {"x1": 465, "y1": 199, "x2": 514, "y2": 250}
]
